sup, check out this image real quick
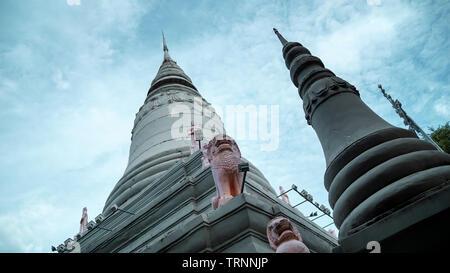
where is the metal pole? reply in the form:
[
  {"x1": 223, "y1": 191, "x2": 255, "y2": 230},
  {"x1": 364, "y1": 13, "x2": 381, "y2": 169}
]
[
  {"x1": 292, "y1": 200, "x2": 307, "y2": 208},
  {"x1": 322, "y1": 222, "x2": 335, "y2": 229},
  {"x1": 240, "y1": 171, "x2": 247, "y2": 193},
  {"x1": 311, "y1": 213, "x2": 326, "y2": 221},
  {"x1": 276, "y1": 188, "x2": 293, "y2": 198},
  {"x1": 238, "y1": 163, "x2": 249, "y2": 194},
  {"x1": 378, "y1": 84, "x2": 443, "y2": 152}
]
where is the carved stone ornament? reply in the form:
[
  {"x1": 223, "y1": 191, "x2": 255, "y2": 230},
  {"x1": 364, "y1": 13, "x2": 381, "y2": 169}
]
[{"x1": 303, "y1": 76, "x2": 359, "y2": 125}]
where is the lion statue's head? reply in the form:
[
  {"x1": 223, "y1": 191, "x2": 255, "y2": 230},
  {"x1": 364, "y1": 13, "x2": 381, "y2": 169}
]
[
  {"x1": 267, "y1": 217, "x2": 302, "y2": 249},
  {"x1": 267, "y1": 216, "x2": 309, "y2": 253},
  {"x1": 203, "y1": 134, "x2": 241, "y2": 171}
]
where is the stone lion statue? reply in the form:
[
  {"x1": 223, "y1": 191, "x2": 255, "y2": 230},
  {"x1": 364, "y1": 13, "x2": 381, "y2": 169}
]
[
  {"x1": 202, "y1": 134, "x2": 246, "y2": 209},
  {"x1": 266, "y1": 216, "x2": 310, "y2": 253}
]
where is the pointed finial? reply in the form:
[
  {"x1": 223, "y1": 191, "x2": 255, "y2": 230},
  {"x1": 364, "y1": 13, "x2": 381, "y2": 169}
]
[
  {"x1": 162, "y1": 30, "x2": 168, "y2": 52},
  {"x1": 273, "y1": 28, "x2": 288, "y2": 46},
  {"x1": 161, "y1": 30, "x2": 171, "y2": 61}
]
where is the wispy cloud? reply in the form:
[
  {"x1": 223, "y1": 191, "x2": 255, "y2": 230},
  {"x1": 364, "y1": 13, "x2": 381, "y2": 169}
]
[
  {"x1": 0, "y1": 194, "x2": 65, "y2": 252},
  {"x1": 434, "y1": 96, "x2": 450, "y2": 118},
  {"x1": 67, "y1": 0, "x2": 81, "y2": 6}
]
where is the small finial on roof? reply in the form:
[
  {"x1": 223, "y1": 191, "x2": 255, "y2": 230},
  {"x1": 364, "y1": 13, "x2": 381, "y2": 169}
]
[
  {"x1": 273, "y1": 28, "x2": 288, "y2": 46},
  {"x1": 162, "y1": 30, "x2": 171, "y2": 61},
  {"x1": 162, "y1": 30, "x2": 168, "y2": 52}
]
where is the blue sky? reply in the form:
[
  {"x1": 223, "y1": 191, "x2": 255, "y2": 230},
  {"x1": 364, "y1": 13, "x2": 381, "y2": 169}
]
[{"x1": 0, "y1": 0, "x2": 448, "y2": 252}]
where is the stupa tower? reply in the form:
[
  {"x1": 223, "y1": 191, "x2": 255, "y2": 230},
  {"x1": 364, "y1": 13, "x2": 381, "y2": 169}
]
[
  {"x1": 103, "y1": 34, "x2": 225, "y2": 212},
  {"x1": 56, "y1": 34, "x2": 337, "y2": 253},
  {"x1": 274, "y1": 28, "x2": 450, "y2": 252}
]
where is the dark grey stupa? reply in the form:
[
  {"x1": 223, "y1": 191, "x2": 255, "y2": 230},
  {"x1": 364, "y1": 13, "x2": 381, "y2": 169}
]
[
  {"x1": 274, "y1": 28, "x2": 450, "y2": 253},
  {"x1": 57, "y1": 36, "x2": 337, "y2": 253}
]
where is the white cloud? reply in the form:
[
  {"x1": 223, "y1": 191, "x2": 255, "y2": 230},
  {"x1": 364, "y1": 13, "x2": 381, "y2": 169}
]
[
  {"x1": 2, "y1": 44, "x2": 36, "y2": 71},
  {"x1": 367, "y1": 0, "x2": 382, "y2": 6},
  {"x1": 0, "y1": 197, "x2": 65, "y2": 252},
  {"x1": 52, "y1": 70, "x2": 70, "y2": 90},
  {"x1": 67, "y1": 0, "x2": 81, "y2": 6},
  {"x1": 434, "y1": 97, "x2": 450, "y2": 118}
]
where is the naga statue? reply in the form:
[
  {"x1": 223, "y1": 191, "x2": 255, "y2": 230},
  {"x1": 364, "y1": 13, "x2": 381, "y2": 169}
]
[
  {"x1": 202, "y1": 134, "x2": 247, "y2": 209},
  {"x1": 266, "y1": 216, "x2": 310, "y2": 253}
]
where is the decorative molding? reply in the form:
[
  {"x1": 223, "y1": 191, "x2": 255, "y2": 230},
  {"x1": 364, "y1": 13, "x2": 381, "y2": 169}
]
[
  {"x1": 87, "y1": 220, "x2": 96, "y2": 230},
  {"x1": 95, "y1": 214, "x2": 105, "y2": 224},
  {"x1": 57, "y1": 244, "x2": 65, "y2": 253},
  {"x1": 303, "y1": 76, "x2": 359, "y2": 125}
]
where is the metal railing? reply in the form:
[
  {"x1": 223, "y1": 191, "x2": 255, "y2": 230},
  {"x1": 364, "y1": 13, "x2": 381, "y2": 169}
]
[{"x1": 276, "y1": 184, "x2": 335, "y2": 229}]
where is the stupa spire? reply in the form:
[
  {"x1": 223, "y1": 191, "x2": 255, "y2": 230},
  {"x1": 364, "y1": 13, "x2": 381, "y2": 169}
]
[
  {"x1": 162, "y1": 31, "x2": 171, "y2": 61},
  {"x1": 273, "y1": 28, "x2": 288, "y2": 46},
  {"x1": 274, "y1": 27, "x2": 450, "y2": 253},
  {"x1": 146, "y1": 32, "x2": 199, "y2": 96}
]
